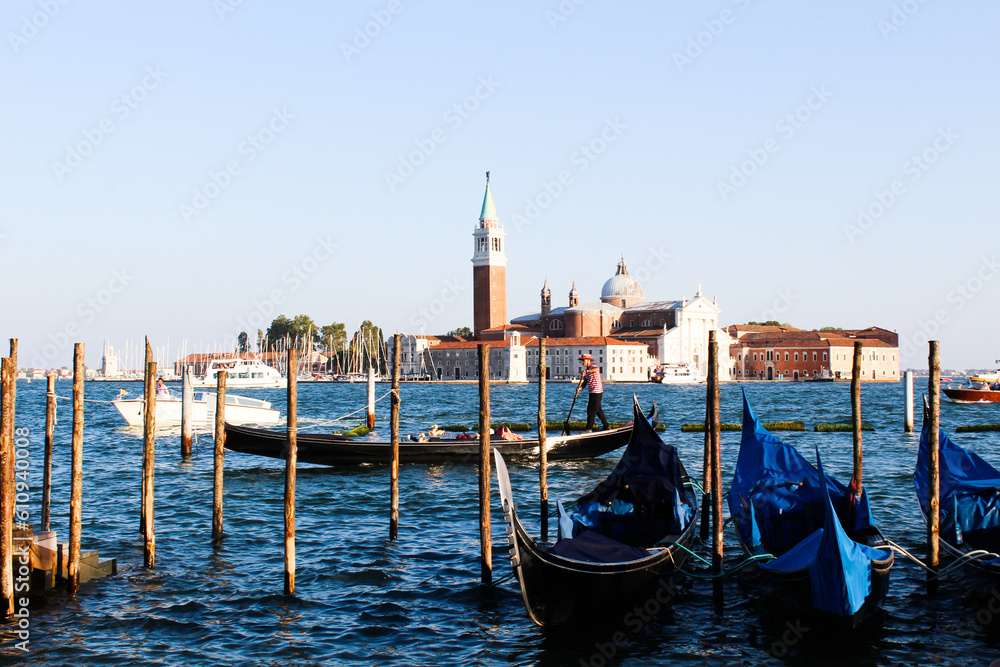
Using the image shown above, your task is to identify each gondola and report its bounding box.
[223,403,657,466]
[494,396,697,627]
[727,389,893,627]
[914,405,1000,581]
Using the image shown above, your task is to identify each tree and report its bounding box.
[817,326,840,332]
[446,326,473,338]
[266,314,318,349]
[321,323,347,351]
[236,331,249,354]
[747,320,790,327]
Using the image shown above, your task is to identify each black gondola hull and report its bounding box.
[505,491,696,627]
[224,421,639,465]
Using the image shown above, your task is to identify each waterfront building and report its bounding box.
[389,331,652,382]
[727,325,900,381]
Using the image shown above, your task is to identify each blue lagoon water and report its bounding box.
[2,379,999,665]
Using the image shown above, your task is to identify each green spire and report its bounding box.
[480,171,497,221]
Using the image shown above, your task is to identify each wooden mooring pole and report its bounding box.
[212,370,227,541]
[904,370,915,433]
[68,343,84,595]
[42,374,55,532]
[140,338,153,534]
[284,350,297,596]
[367,366,376,429]
[927,341,941,582]
[538,339,548,543]
[0,358,15,616]
[708,331,723,576]
[700,402,711,542]
[852,341,863,491]
[389,335,400,541]
[478,344,492,586]
[143,361,156,568]
[181,365,194,457]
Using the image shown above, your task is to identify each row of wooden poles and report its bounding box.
[0,333,949,614]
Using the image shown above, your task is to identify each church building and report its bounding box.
[391,173,724,382]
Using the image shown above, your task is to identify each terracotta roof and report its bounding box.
[480,324,531,332]
[732,335,895,348]
[724,324,803,335]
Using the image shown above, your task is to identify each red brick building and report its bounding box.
[727,326,900,381]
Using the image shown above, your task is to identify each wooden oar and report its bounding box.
[562,385,581,436]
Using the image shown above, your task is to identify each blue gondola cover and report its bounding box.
[914,421,1000,553]
[731,389,888,617]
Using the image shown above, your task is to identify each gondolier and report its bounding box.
[577,354,609,431]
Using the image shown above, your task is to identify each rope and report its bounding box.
[53,394,119,404]
[296,390,394,431]
[866,539,1000,581]
[656,541,776,579]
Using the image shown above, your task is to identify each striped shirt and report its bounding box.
[581,366,603,394]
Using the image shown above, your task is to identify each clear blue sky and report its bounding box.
[2,1,997,371]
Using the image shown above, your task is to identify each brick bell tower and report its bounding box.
[472,171,507,339]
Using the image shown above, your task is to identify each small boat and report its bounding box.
[650,363,704,384]
[914,407,1000,581]
[943,379,1000,404]
[495,397,697,627]
[224,403,656,466]
[194,357,286,389]
[728,389,893,627]
[112,390,280,426]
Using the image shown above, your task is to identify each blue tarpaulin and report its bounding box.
[730,389,888,617]
[761,452,884,616]
[914,421,1000,553]
[728,390,875,553]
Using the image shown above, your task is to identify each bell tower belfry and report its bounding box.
[472,171,507,339]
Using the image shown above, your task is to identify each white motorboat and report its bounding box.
[112,390,281,427]
[651,363,705,384]
[193,357,287,388]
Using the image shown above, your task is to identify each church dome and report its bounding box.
[600,257,644,307]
